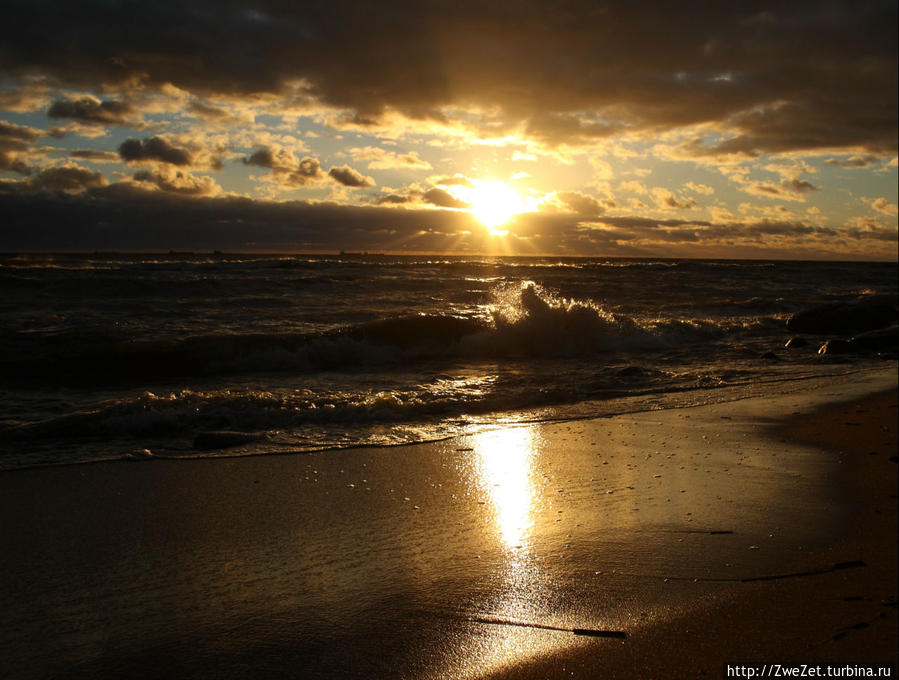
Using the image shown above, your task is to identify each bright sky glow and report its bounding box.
[467,181,526,232]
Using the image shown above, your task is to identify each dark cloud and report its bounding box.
[0,78,52,112]
[243,147,296,171]
[553,191,608,217]
[47,96,137,126]
[377,186,468,208]
[69,149,121,162]
[243,147,324,188]
[0,120,42,147]
[0,184,481,251]
[2,1,893,153]
[377,194,410,205]
[119,136,192,166]
[650,187,699,211]
[525,114,620,146]
[0,186,893,258]
[740,178,818,202]
[783,178,817,193]
[4,163,109,194]
[328,165,375,188]
[188,101,227,119]
[421,188,467,209]
[185,100,249,125]
[0,151,32,175]
[0,121,44,175]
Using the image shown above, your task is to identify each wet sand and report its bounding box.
[1,368,896,679]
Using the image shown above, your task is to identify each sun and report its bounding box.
[468,180,525,234]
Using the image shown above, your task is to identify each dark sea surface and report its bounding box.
[1,253,896,469]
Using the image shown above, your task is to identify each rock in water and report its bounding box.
[787,296,897,335]
[818,326,898,355]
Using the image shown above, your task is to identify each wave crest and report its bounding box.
[477,281,665,356]
[1,281,726,387]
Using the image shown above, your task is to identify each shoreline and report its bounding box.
[2,363,883,473]
[1,368,896,679]
[485,384,898,679]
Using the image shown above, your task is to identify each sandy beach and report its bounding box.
[1,367,896,679]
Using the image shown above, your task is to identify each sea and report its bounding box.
[1,253,896,470]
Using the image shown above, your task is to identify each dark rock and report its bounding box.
[193,430,262,450]
[760,351,780,361]
[784,337,809,349]
[617,365,645,377]
[787,296,897,335]
[818,326,899,355]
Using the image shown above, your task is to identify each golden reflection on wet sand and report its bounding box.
[474,426,537,550]
[438,426,585,679]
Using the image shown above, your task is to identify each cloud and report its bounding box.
[651,187,698,210]
[3,163,109,194]
[0,120,42,147]
[725,169,819,202]
[243,146,325,188]
[0,1,895,155]
[45,122,109,139]
[824,155,880,169]
[871,197,898,216]
[377,185,468,209]
[131,167,221,196]
[685,182,714,195]
[0,185,894,259]
[327,164,375,188]
[618,180,648,195]
[430,174,473,188]
[0,151,32,175]
[545,190,611,217]
[525,114,620,146]
[349,146,432,170]
[0,1,896,261]
[47,95,139,126]
[69,149,121,162]
[421,187,466,208]
[588,157,614,180]
[186,100,254,126]
[119,136,193,166]
[243,147,299,172]
[0,120,45,175]
[0,78,53,112]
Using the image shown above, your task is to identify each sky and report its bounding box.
[1,0,897,259]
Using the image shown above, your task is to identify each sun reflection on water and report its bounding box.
[473,426,537,549]
[435,425,585,680]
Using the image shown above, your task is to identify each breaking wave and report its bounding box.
[1,281,734,386]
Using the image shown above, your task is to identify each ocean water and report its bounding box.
[1,253,896,470]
